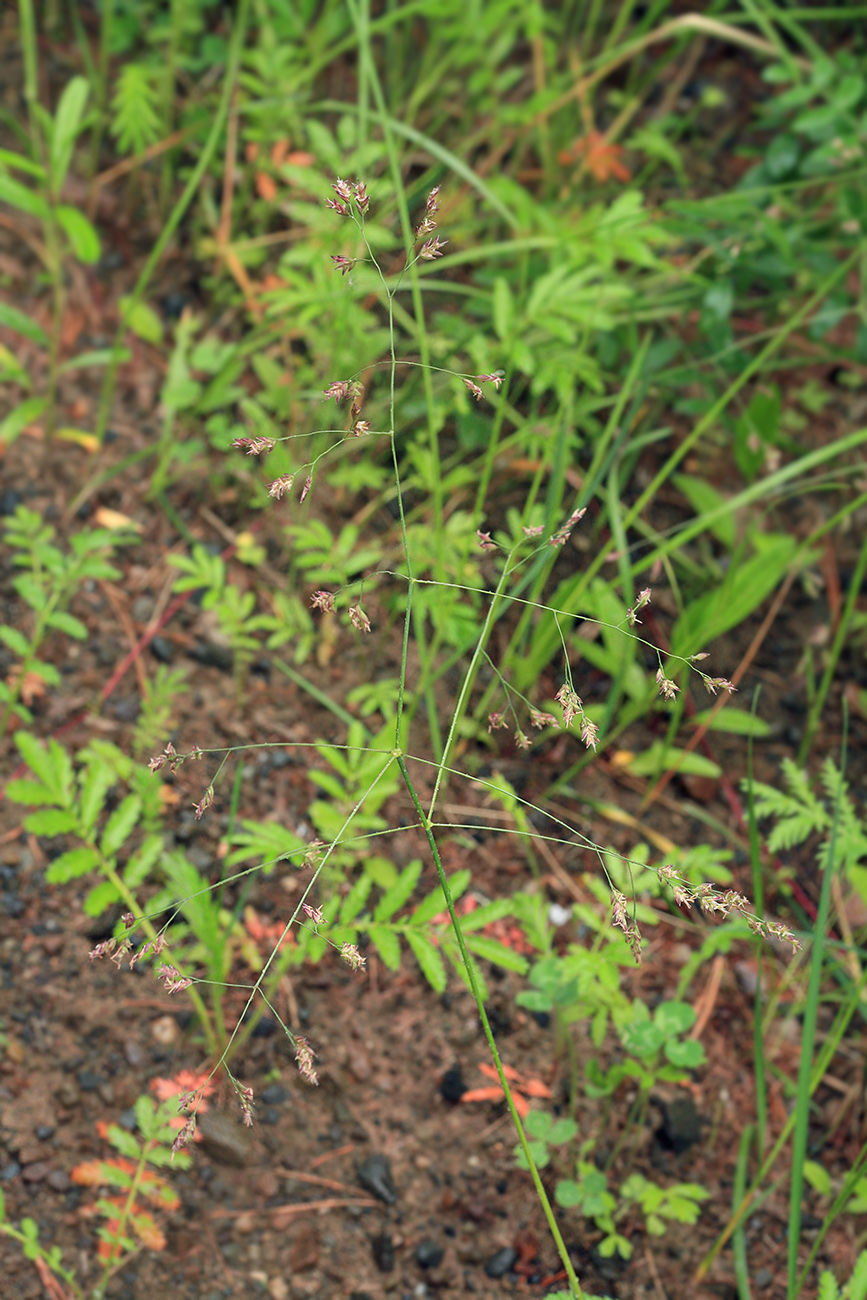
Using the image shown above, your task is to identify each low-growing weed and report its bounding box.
[0,506,135,740]
[0,1087,193,1300]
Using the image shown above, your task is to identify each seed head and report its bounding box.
[156,964,193,995]
[331,255,355,275]
[294,1036,319,1086]
[268,474,294,500]
[704,676,736,696]
[231,436,275,456]
[555,684,581,729]
[349,604,371,633]
[171,1116,196,1160]
[193,785,214,820]
[626,587,652,626]
[341,941,366,972]
[419,236,447,260]
[655,669,680,701]
[311,590,336,613]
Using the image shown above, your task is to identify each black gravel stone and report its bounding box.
[371,1231,395,1272]
[188,640,233,672]
[416,1239,444,1269]
[655,1094,702,1154]
[439,1065,466,1103]
[149,635,174,663]
[356,1154,398,1205]
[484,1247,518,1278]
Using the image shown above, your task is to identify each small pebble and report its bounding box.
[77,1071,103,1092]
[484,1247,518,1278]
[48,1170,71,1193]
[124,1041,146,1068]
[656,1094,702,1154]
[416,1240,444,1269]
[1,1162,21,1181]
[356,1154,398,1205]
[150,635,173,664]
[22,1162,49,1183]
[439,1065,466,1104]
[371,1232,395,1272]
[151,1015,178,1045]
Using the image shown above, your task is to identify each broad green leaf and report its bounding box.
[339,873,374,925]
[226,819,304,868]
[0,397,48,443]
[100,793,142,858]
[622,744,721,780]
[0,626,30,656]
[0,341,30,386]
[672,473,736,549]
[404,928,446,993]
[46,846,100,882]
[56,204,101,263]
[0,173,49,219]
[133,1095,157,1134]
[0,148,45,178]
[692,708,771,737]
[492,276,514,341]
[4,778,56,806]
[457,898,516,931]
[124,835,163,888]
[410,868,472,924]
[120,296,163,345]
[665,1039,705,1068]
[58,347,130,373]
[44,610,88,639]
[0,303,48,347]
[78,760,116,835]
[803,1159,833,1197]
[23,809,78,836]
[363,856,398,889]
[368,924,401,970]
[49,76,90,193]
[548,1117,579,1145]
[555,1179,583,1208]
[464,934,529,974]
[373,860,422,922]
[105,1125,141,1160]
[15,733,73,804]
[654,1001,695,1036]
[524,1110,553,1139]
[672,535,799,657]
[84,879,121,916]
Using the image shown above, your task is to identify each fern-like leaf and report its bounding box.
[110,64,161,157]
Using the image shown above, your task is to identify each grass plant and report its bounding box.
[2,2,866,1297]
